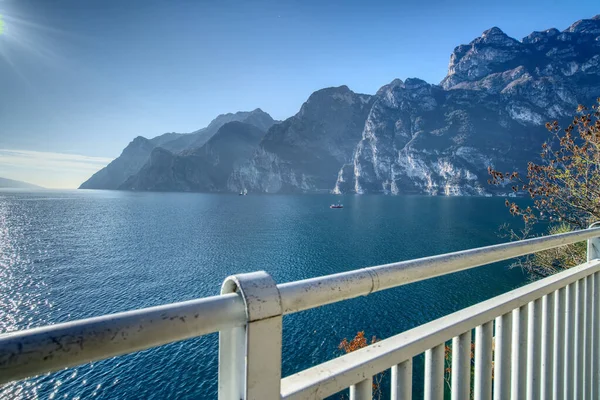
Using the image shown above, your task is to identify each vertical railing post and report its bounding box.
[527,298,542,400]
[474,322,493,400]
[391,359,412,400]
[452,332,472,399]
[565,283,576,400]
[424,344,445,400]
[585,276,593,400]
[575,279,585,399]
[494,313,512,400]
[219,271,283,400]
[587,222,600,262]
[588,223,600,399]
[594,272,600,400]
[553,287,566,400]
[541,293,555,400]
[350,379,372,400]
[512,305,528,400]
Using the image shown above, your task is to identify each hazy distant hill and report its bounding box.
[79,109,277,190]
[0,177,43,189]
[120,121,267,192]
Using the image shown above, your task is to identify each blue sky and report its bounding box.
[0,0,598,188]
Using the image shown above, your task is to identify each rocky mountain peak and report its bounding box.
[373,78,438,112]
[403,78,431,89]
[478,26,518,46]
[299,85,370,118]
[522,28,560,44]
[564,16,600,34]
[441,15,600,91]
[308,85,351,99]
[131,135,149,144]
[476,26,521,47]
[205,110,263,132]
[441,26,526,89]
[376,78,404,96]
[124,136,154,153]
[483,26,503,36]
[239,109,277,132]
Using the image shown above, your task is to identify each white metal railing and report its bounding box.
[1,226,600,399]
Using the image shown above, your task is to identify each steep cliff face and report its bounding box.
[229,86,373,193]
[79,109,276,189]
[119,122,266,192]
[334,80,542,195]
[335,16,600,195]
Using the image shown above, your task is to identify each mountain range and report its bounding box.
[80,15,600,195]
[79,109,276,190]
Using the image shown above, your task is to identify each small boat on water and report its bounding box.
[239,188,248,196]
[330,203,343,209]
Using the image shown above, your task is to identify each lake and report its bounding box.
[0,190,527,399]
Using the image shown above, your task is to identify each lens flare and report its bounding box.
[0,3,84,84]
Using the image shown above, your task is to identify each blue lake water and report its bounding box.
[0,190,527,399]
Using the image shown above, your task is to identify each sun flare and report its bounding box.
[0,3,77,82]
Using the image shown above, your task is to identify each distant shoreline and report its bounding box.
[0,177,44,189]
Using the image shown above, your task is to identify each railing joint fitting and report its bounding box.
[221,271,282,322]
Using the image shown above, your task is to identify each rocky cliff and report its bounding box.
[334,15,600,195]
[229,86,373,193]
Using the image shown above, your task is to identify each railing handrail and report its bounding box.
[280,259,600,399]
[2,226,600,387]
[277,226,600,314]
[0,293,246,383]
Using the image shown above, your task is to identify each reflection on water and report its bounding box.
[0,196,52,398]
